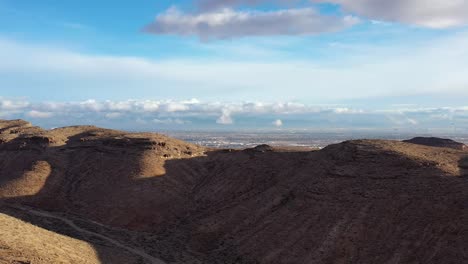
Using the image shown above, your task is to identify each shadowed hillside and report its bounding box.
[1,119,467,264]
[404,137,468,150]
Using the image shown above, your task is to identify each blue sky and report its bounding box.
[1,0,468,131]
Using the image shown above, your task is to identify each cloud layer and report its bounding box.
[144,0,468,39]
[143,7,358,39]
[2,33,468,103]
[213,0,468,29]
[319,0,468,29]
[2,98,468,131]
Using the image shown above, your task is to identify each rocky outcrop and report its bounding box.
[404,137,467,150]
[244,144,274,153]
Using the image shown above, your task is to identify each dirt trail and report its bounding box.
[9,205,166,264]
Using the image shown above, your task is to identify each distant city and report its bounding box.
[163,130,468,149]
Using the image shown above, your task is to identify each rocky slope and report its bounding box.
[0,119,467,264]
[404,137,468,150]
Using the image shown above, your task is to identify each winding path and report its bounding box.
[10,205,166,264]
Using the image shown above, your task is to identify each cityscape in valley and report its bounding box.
[165,130,468,149]
[1,0,468,263]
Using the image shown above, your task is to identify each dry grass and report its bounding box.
[0,211,100,264]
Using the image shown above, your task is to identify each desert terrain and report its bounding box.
[0,119,467,264]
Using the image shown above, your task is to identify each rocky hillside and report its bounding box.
[1,119,467,264]
[404,136,468,150]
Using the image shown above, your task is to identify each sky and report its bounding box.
[1,0,468,131]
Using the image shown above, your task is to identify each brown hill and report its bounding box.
[403,136,468,150]
[1,119,467,264]
[0,209,101,264]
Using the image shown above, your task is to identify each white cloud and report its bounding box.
[0,99,30,111]
[198,0,468,29]
[80,99,104,112]
[139,101,161,112]
[143,7,359,39]
[317,0,468,28]
[217,109,234,124]
[163,101,191,112]
[26,110,54,118]
[273,119,283,127]
[333,108,364,114]
[2,98,468,130]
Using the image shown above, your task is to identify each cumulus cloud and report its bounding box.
[0,99,30,111]
[0,98,363,126]
[145,0,468,40]
[2,98,468,131]
[198,0,468,29]
[273,119,283,127]
[317,0,468,28]
[217,109,234,124]
[143,7,359,39]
